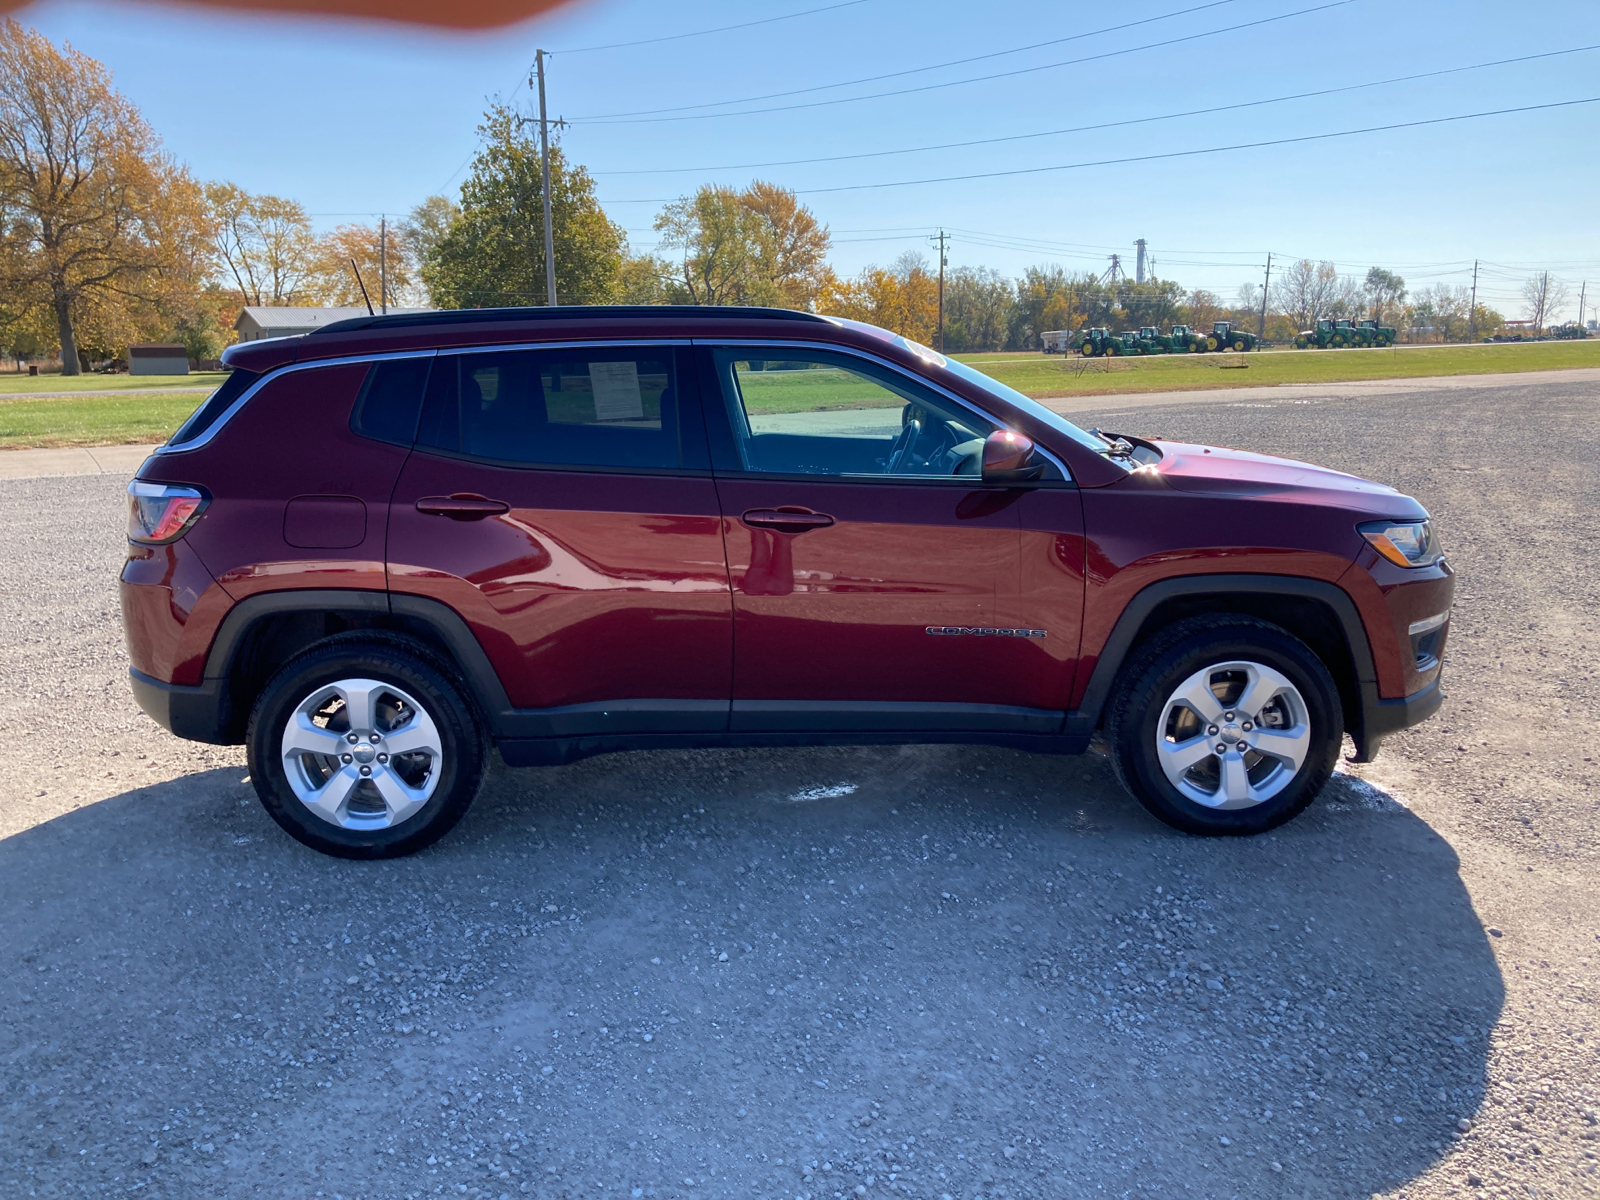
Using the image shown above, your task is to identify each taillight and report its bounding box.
[127,480,208,544]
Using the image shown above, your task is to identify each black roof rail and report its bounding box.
[310,304,832,337]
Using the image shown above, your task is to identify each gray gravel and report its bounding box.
[2,374,1598,1199]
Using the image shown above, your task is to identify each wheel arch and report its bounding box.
[201,590,512,744]
[1070,575,1376,741]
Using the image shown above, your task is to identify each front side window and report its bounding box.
[416,348,681,470]
[711,348,996,479]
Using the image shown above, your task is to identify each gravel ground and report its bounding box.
[1,375,1597,1200]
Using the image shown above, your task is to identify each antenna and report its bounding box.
[350,258,375,316]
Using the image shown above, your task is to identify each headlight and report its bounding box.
[1358,519,1441,568]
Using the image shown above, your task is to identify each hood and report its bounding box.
[1148,440,1428,519]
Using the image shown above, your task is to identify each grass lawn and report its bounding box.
[0,391,203,449]
[957,339,1600,398]
[0,372,224,395]
[0,341,1595,449]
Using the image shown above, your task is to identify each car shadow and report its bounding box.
[0,745,1500,1198]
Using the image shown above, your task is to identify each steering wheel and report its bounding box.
[886,418,923,474]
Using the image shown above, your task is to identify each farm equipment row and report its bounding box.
[1055,321,1260,357]
[1292,318,1396,349]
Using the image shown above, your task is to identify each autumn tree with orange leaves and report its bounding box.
[0,21,210,372]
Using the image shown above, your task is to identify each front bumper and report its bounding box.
[129,667,235,745]
[1349,667,1444,763]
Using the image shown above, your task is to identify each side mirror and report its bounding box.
[981,430,1045,484]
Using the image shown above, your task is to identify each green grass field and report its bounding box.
[0,372,225,396]
[957,339,1600,399]
[0,391,204,450]
[0,342,1595,450]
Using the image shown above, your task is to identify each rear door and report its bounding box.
[699,344,1074,735]
[386,343,732,736]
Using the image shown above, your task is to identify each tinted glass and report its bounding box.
[167,368,260,447]
[417,349,681,470]
[712,349,995,478]
[350,357,432,446]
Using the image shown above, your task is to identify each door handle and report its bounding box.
[741,507,835,534]
[415,493,510,521]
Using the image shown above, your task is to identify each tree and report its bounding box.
[1521,271,1569,334]
[206,183,315,306]
[819,252,939,343]
[399,195,458,272]
[0,21,211,373]
[655,185,774,306]
[1185,289,1223,330]
[305,221,415,308]
[741,181,830,309]
[942,266,1013,352]
[1272,259,1341,331]
[422,103,624,308]
[1363,267,1406,324]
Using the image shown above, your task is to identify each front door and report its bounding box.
[699,345,1071,735]
[386,344,731,737]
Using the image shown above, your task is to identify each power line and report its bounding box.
[572,0,1350,125]
[571,0,1237,121]
[588,44,1600,175]
[556,0,873,54]
[780,95,1600,196]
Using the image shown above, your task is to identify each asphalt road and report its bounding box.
[2,373,1597,1199]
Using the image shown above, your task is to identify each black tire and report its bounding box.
[1104,617,1341,835]
[246,636,487,858]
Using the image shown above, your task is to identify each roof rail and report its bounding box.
[310,304,831,337]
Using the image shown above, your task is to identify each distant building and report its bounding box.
[233,306,430,342]
[128,344,189,375]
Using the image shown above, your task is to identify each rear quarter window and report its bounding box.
[167,368,260,447]
[350,357,433,446]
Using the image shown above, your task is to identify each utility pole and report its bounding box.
[1135,238,1147,285]
[1469,259,1479,340]
[534,50,558,307]
[1258,253,1272,340]
[1579,280,1587,330]
[930,229,949,352]
[379,215,388,314]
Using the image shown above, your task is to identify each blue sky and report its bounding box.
[20,0,1600,319]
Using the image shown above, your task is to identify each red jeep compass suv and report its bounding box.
[120,306,1451,857]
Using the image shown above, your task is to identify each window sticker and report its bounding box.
[588,360,644,422]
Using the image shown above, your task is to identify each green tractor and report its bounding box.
[1076,327,1116,357]
[1206,321,1258,352]
[1131,326,1174,355]
[1294,319,1351,349]
[1356,318,1396,347]
[1167,324,1207,353]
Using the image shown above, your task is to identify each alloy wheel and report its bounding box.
[1154,660,1311,809]
[279,677,443,830]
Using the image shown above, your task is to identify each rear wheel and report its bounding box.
[1205,336,1219,351]
[1080,341,1096,356]
[246,638,486,858]
[1104,618,1341,835]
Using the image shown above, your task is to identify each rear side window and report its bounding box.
[416,348,683,470]
[167,368,260,447]
[350,356,432,446]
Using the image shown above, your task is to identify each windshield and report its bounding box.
[927,348,1113,455]
[818,317,1117,457]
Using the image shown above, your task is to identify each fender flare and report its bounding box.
[1064,573,1377,736]
[201,588,515,734]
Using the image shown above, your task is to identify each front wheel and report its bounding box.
[246,638,487,858]
[1104,618,1342,835]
